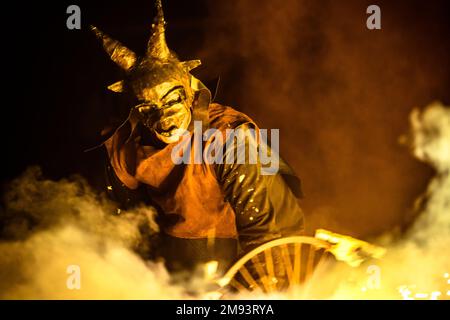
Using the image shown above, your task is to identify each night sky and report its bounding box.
[3,0,450,237]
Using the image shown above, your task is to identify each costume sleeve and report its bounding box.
[104,149,148,211]
[215,124,305,253]
[103,120,149,211]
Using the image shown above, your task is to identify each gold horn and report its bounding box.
[181,60,202,72]
[91,25,137,71]
[147,0,172,60]
[107,80,125,93]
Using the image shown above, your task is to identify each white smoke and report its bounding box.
[0,102,448,300]
[0,167,187,299]
[327,102,450,299]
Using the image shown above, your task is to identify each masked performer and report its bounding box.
[92,0,304,273]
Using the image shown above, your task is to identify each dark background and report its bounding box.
[2,0,449,237]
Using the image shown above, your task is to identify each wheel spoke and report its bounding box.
[251,255,272,293]
[293,243,302,285]
[280,244,294,285]
[229,278,249,293]
[305,244,317,280]
[264,247,276,292]
[238,264,261,291]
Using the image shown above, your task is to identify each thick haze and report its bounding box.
[197,0,449,236]
[0,0,448,299]
[3,0,449,238]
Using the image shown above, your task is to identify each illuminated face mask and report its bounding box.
[132,81,192,144]
[129,60,196,143]
[91,0,202,144]
[134,81,191,143]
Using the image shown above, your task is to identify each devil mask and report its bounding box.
[92,0,208,144]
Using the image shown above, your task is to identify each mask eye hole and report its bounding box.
[163,89,186,108]
[135,103,157,114]
[164,96,182,107]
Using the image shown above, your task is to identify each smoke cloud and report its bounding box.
[200,0,449,237]
[0,0,449,300]
[0,167,186,299]
[309,102,450,299]
[0,101,448,299]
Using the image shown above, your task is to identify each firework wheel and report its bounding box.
[218,237,335,294]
